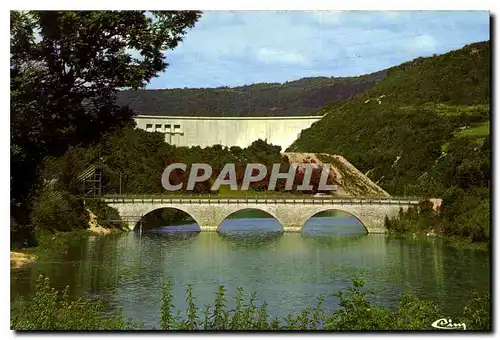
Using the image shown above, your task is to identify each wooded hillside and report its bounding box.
[117,71,387,117]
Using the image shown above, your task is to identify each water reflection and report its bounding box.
[219,217,283,233]
[149,223,201,232]
[218,231,282,250]
[11,216,490,330]
[303,216,367,234]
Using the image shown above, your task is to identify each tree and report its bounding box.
[10,10,202,246]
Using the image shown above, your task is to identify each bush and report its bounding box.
[11,275,139,330]
[30,188,88,233]
[454,199,490,242]
[160,278,489,331]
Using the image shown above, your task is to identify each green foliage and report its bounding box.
[12,277,490,331]
[368,41,489,106]
[453,198,489,242]
[11,276,140,330]
[117,71,387,117]
[456,121,490,138]
[140,208,192,230]
[11,10,201,246]
[288,41,490,196]
[158,278,490,331]
[160,280,176,330]
[64,127,296,195]
[461,292,491,330]
[30,188,88,233]
[386,194,489,243]
[40,146,101,195]
[287,41,490,243]
[20,229,91,261]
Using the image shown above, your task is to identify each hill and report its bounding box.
[288,41,490,196]
[116,71,387,117]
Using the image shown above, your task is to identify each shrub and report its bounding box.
[30,188,88,233]
[11,275,140,330]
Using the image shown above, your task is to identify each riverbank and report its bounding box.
[10,251,36,269]
[387,230,489,252]
[11,225,128,269]
[445,235,489,251]
[384,201,489,252]
[11,205,128,269]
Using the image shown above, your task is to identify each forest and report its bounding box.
[116,71,387,117]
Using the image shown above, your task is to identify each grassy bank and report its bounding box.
[385,226,489,252]
[385,197,489,251]
[11,276,490,331]
[444,235,489,252]
[12,229,94,264]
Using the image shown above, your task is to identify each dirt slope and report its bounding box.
[284,152,391,197]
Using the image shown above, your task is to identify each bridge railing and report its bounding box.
[99,195,423,205]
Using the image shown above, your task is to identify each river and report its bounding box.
[11,213,490,329]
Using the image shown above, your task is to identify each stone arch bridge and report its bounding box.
[101,197,422,233]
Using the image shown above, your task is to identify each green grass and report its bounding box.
[427,103,489,117]
[17,229,93,261]
[440,142,450,153]
[456,121,490,138]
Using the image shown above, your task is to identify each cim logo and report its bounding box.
[431,318,466,330]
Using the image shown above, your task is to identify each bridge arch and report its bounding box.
[133,207,202,231]
[216,208,285,233]
[300,208,369,233]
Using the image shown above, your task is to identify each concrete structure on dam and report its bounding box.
[103,197,421,233]
[134,115,323,149]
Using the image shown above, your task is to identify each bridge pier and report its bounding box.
[199,225,218,232]
[282,225,302,232]
[127,221,135,230]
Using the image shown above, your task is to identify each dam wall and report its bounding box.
[134,115,323,149]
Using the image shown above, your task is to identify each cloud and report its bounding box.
[256,48,309,65]
[406,34,438,52]
[147,10,490,89]
[309,11,344,26]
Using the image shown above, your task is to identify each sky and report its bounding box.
[147,10,490,89]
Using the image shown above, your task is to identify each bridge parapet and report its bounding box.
[101,196,423,206]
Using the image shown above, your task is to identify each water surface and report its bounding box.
[11,216,490,329]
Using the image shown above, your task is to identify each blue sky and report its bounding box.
[147,10,490,89]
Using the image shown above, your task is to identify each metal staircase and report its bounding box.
[77,165,102,196]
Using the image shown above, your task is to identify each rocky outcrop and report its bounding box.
[87,209,116,235]
[283,152,391,197]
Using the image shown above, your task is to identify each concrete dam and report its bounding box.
[134,115,323,149]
